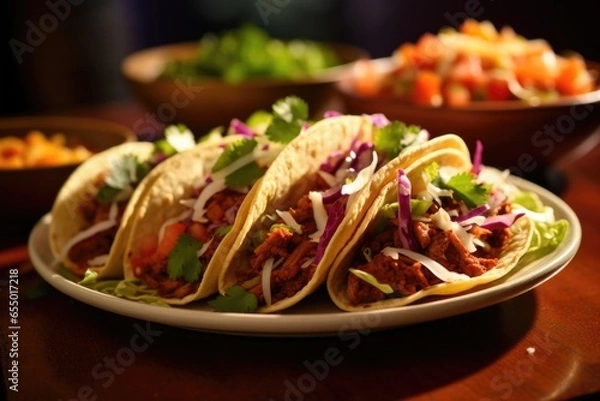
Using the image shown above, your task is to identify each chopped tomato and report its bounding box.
[448,54,485,92]
[206,202,224,223]
[485,78,512,101]
[412,71,442,106]
[515,48,558,90]
[352,60,381,96]
[414,34,443,69]
[443,82,471,107]
[188,222,210,243]
[556,57,594,96]
[156,223,186,259]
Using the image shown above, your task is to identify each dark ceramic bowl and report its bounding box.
[121,41,369,134]
[336,58,600,176]
[0,116,134,221]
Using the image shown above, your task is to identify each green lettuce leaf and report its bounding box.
[78,270,169,307]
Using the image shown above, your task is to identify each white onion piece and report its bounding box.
[275,210,303,234]
[192,178,227,222]
[196,237,214,258]
[341,151,378,195]
[382,247,470,282]
[261,258,275,306]
[308,191,328,242]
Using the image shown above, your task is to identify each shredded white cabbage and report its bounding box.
[192,178,227,222]
[157,210,191,243]
[276,210,302,234]
[382,247,470,282]
[341,151,378,195]
[308,191,327,242]
[196,237,214,258]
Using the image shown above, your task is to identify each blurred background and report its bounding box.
[2,0,600,116]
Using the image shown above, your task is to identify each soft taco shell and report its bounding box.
[50,142,157,278]
[122,136,250,305]
[327,148,534,311]
[217,116,473,313]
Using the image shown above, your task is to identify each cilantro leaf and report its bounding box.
[225,161,264,187]
[212,138,257,173]
[167,234,203,282]
[272,96,308,123]
[265,96,309,144]
[154,124,196,158]
[208,285,258,313]
[441,172,491,208]
[373,121,422,161]
[96,154,150,203]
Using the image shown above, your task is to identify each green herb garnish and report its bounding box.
[208,285,258,313]
[96,154,151,203]
[225,161,264,188]
[265,96,308,144]
[167,234,203,282]
[212,138,257,173]
[373,121,422,161]
[441,172,491,208]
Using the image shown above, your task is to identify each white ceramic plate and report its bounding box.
[29,175,581,337]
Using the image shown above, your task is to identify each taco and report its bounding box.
[122,96,315,304]
[215,115,470,313]
[49,125,198,278]
[326,146,535,311]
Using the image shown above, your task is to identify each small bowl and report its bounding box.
[122,41,369,134]
[0,116,135,221]
[336,58,600,174]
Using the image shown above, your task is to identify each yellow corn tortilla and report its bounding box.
[217,116,475,313]
[326,148,534,311]
[121,135,256,305]
[50,142,158,278]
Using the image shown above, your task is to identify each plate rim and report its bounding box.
[28,175,582,337]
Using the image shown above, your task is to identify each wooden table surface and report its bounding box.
[2,102,599,401]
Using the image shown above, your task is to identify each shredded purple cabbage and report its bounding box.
[472,140,483,176]
[324,110,342,118]
[313,199,346,265]
[481,212,524,230]
[397,169,418,251]
[455,204,490,223]
[229,118,255,137]
[321,185,343,204]
[350,142,374,171]
[320,151,345,173]
[370,113,391,128]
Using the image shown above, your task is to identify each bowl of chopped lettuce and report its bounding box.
[122,24,369,133]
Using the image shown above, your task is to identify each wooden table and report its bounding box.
[2,103,599,401]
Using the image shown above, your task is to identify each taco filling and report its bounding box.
[129,97,311,299]
[346,162,523,305]
[56,126,196,275]
[234,122,429,307]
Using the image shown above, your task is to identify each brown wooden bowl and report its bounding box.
[121,41,369,134]
[0,116,135,221]
[336,58,600,176]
